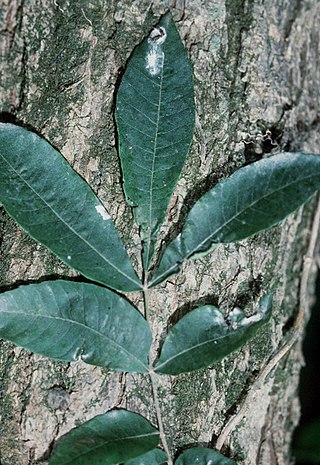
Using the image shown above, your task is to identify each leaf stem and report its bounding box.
[149,369,173,465]
[143,285,173,465]
[143,283,151,320]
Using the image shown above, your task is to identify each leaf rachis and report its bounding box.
[0,10,319,465]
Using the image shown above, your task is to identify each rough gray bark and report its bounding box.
[0,1,319,464]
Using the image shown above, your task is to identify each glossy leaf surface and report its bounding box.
[150,152,320,286]
[155,295,272,375]
[0,281,151,373]
[125,448,168,465]
[49,409,159,465]
[175,448,237,465]
[116,12,195,269]
[0,124,141,292]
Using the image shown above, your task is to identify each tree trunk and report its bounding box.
[0,1,319,464]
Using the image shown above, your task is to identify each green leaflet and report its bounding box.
[0,281,151,373]
[115,12,195,270]
[175,448,237,465]
[154,295,272,375]
[0,123,141,293]
[150,152,320,286]
[125,448,168,465]
[49,409,159,465]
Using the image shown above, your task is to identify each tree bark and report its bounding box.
[0,1,319,464]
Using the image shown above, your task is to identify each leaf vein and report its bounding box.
[0,152,141,289]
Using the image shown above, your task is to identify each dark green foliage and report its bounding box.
[175,448,237,464]
[0,124,141,293]
[0,280,151,373]
[150,152,320,286]
[116,12,195,269]
[124,448,168,465]
[49,409,159,465]
[0,11,319,465]
[155,295,272,375]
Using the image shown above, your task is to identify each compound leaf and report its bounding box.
[125,448,168,465]
[49,409,159,465]
[0,280,151,373]
[154,295,272,375]
[0,123,142,292]
[116,12,195,270]
[150,152,320,286]
[175,448,237,465]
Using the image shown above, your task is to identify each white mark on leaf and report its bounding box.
[228,305,264,330]
[146,26,167,76]
[67,255,71,260]
[239,312,262,327]
[74,345,85,362]
[149,26,167,44]
[95,205,111,221]
[227,307,243,330]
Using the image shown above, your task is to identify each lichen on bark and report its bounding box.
[0,1,319,465]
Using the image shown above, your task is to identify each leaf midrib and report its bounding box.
[155,306,269,372]
[152,167,319,284]
[145,53,165,268]
[58,430,159,465]
[190,169,318,255]
[155,325,235,372]
[1,307,147,370]
[0,150,141,289]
